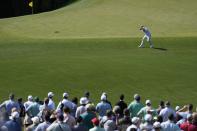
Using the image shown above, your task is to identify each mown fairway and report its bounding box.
[0,37,196,106]
[0,0,197,106]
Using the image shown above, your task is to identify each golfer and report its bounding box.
[139,25,153,48]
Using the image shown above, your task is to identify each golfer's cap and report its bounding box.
[31,116,39,124]
[80,97,88,105]
[11,111,19,119]
[101,94,107,101]
[130,124,137,129]
[134,94,140,100]
[153,122,161,128]
[28,95,33,101]
[132,117,140,124]
[48,92,54,97]
[144,114,152,122]
[91,118,99,125]
[146,100,151,105]
[63,92,69,98]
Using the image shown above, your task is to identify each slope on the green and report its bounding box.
[0,37,197,106]
[0,0,197,39]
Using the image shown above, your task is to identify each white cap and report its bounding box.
[102,92,107,96]
[144,114,152,122]
[153,122,161,128]
[132,117,140,124]
[175,106,180,111]
[48,92,54,97]
[31,116,40,124]
[145,99,151,105]
[10,112,19,119]
[80,97,88,105]
[28,95,33,101]
[101,94,107,101]
[63,92,69,98]
[130,124,137,129]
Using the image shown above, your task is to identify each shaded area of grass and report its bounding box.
[0,37,196,107]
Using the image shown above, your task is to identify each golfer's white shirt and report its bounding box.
[143,27,151,37]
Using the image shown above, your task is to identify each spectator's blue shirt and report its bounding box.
[96,101,112,118]
[0,100,20,115]
[4,120,22,131]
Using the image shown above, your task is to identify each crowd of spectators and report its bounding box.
[0,92,196,131]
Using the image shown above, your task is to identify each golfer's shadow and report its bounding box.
[153,47,167,51]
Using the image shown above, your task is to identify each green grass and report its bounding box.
[0,37,197,107]
[0,0,197,107]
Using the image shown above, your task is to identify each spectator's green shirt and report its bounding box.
[128,100,144,118]
[80,111,97,130]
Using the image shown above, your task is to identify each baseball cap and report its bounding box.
[31,116,40,124]
[91,118,99,125]
[63,92,69,98]
[10,111,19,119]
[145,100,151,105]
[48,92,54,97]
[132,117,140,124]
[80,97,88,105]
[134,94,140,100]
[153,122,161,128]
[28,95,33,101]
[101,94,107,101]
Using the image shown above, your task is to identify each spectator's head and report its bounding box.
[106,110,114,118]
[31,116,40,125]
[72,97,78,105]
[157,115,163,123]
[57,114,64,122]
[86,104,95,112]
[91,117,99,126]
[175,106,180,112]
[80,97,88,105]
[165,101,171,107]
[44,98,49,105]
[9,93,14,100]
[129,125,137,131]
[17,98,22,103]
[132,117,140,125]
[28,95,33,101]
[63,92,69,99]
[188,104,193,112]
[123,108,130,116]
[34,96,39,103]
[187,114,193,123]
[48,92,54,99]
[134,94,140,102]
[113,106,121,115]
[120,94,124,100]
[159,101,164,108]
[76,116,83,124]
[168,114,174,121]
[84,91,90,98]
[153,122,161,131]
[192,113,197,125]
[145,100,151,107]
[43,110,51,122]
[10,111,19,120]
[101,94,107,102]
[63,106,70,114]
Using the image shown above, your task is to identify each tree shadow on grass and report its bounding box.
[153,47,167,51]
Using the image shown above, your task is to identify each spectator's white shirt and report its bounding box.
[75,105,86,118]
[24,101,33,111]
[161,120,181,131]
[159,107,176,122]
[140,122,153,131]
[57,99,73,111]
[48,99,55,110]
